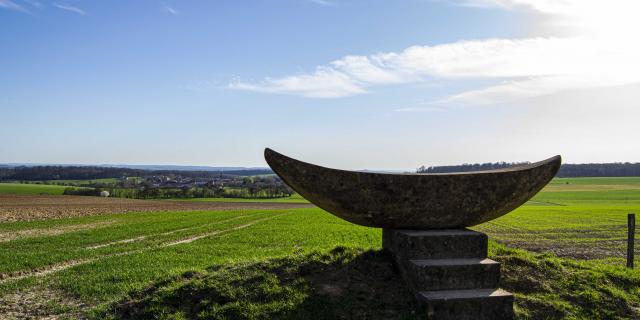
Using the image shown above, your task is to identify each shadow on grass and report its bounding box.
[98,244,640,320]
[102,247,423,320]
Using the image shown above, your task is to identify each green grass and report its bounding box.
[98,247,423,320]
[0,183,69,195]
[537,177,640,203]
[473,177,640,260]
[491,242,640,319]
[92,243,640,320]
[550,176,640,186]
[3,207,638,319]
[175,193,309,203]
[0,208,381,316]
[1,177,640,318]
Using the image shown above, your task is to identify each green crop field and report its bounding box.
[1,177,640,319]
[0,183,69,195]
[474,177,640,261]
[176,193,310,203]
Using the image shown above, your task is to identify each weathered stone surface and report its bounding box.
[383,229,487,260]
[419,288,514,320]
[264,148,561,229]
[384,229,515,319]
[404,258,500,291]
[264,148,522,318]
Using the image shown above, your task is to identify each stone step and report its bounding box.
[419,288,514,320]
[404,258,500,291]
[382,229,487,260]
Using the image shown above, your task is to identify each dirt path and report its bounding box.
[0,194,312,222]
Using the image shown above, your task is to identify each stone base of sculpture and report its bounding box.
[383,229,514,320]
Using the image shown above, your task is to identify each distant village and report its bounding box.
[71,174,293,199]
[0,166,292,199]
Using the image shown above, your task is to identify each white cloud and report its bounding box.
[395,106,445,113]
[453,0,575,13]
[229,68,367,98]
[54,3,86,15]
[0,0,27,12]
[231,1,640,105]
[308,0,333,6]
[163,4,178,15]
[28,1,42,8]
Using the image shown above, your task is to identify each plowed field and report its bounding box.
[0,194,313,222]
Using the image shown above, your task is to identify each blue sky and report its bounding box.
[1,0,639,169]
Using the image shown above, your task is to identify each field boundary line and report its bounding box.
[0,212,290,284]
[525,200,566,206]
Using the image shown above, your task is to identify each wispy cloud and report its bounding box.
[308,0,334,6]
[54,2,86,15]
[232,37,634,101]
[229,68,368,98]
[231,1,640,105]
[182,80,223,92]
[163,4,178,15]
[23,0,43,9]
[0,0,27,12]
[395,106,446,113]
[453,0,583,15]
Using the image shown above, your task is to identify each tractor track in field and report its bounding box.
[160,215,279,247]
[0,213,289,284]
[85,213,262,249]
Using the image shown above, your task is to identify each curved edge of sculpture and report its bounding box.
[265,148,561,229]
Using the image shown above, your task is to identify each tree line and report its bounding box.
[0,166,273,181]
[417,162,640,177]
[5,162,640,182]
[63,185,293,200]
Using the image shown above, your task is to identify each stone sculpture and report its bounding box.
[264,148,561,319]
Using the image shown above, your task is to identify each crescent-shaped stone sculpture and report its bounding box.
[265,148,561,229]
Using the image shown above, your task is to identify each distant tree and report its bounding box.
[417,162,640,177]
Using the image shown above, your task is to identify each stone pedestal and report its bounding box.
[383,229,514,320]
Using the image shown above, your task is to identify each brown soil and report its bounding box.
[0,287,86,320]
[498,240,631,260]
[0,194,313,223]
[0,221,116,243]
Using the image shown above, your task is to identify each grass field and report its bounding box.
[0,183,69,195]
[176,193,310,203]
[0,208,382,318]
[0,177,639,319]
[475,177,640,260]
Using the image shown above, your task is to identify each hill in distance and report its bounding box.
[0,163,268,172]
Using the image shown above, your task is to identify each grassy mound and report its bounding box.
[98,247,422,320]
[98,244,640,320]
[491,244,640,319]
